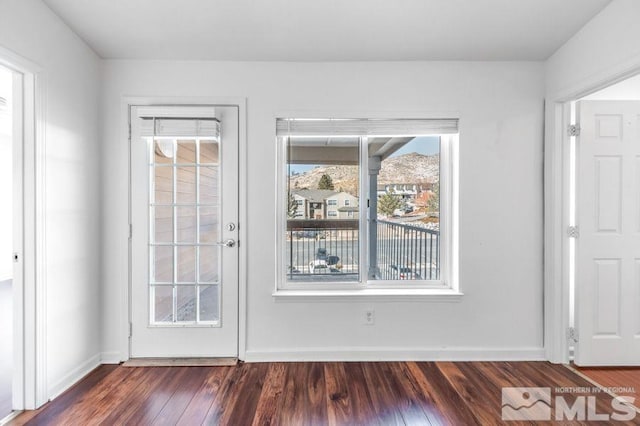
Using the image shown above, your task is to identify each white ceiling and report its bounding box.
[42,0,611,61]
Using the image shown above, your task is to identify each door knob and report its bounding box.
[216,239,236,248]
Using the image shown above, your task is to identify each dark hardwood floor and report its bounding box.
[575,365,640,406]
[8,361,640,425]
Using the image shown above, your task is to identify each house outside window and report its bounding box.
[277,117,458,293]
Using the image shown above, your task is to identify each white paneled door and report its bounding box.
[130,105,239,358]
[575,100,640,366]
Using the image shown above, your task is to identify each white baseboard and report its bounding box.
[100,351,124,364]
[0,409,22,425]
[244,347,546,362]
[47,353,101,400]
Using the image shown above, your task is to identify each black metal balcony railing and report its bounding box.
[376,219,440,280]
[286,219,439,281]
[286,220,360,281]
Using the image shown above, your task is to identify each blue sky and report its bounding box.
[288,136,440,175]
[389,136,440,157]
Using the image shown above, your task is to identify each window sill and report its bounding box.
[272,288,464,302]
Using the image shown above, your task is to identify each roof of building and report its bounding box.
[326,191,358,199]
[292,189,338,202]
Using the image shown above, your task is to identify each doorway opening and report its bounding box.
[0,62,13,420]
[128,104,240,359]
[0,63,19,420]
[566,72,640,366]
[0,47,48,414]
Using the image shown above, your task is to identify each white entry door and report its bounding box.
[575,100,640,366]
[130,105,239,358]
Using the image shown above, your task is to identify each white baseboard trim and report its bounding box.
[244,347,546,362]
[0,410,22,425]
[47,353,101,400]
[100,351,124,364]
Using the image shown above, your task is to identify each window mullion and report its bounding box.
[195,138,201,323]
[360,136,368,286]
[172,138,177,322]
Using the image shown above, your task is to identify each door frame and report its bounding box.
[545,63,640,364]
[122,96,247,361]
[0,46,48,409]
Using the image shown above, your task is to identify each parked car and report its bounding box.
[287,265,300,274]
[309,260,340,274]
[390,265,415,279]
[294,230,318,239]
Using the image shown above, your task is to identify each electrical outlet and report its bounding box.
[364,309,375,325]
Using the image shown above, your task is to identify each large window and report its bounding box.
[277,118,457,290]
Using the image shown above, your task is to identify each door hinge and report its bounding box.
[568,327,578,343]
[128,123,132,141]
[567,226,579,239]
[568,124,580,137]
[129,224,132,240]
[129,322,132,338]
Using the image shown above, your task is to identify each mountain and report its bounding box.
[377,152,439,183]
[289,152,439,196]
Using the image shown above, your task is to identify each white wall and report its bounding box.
[0,67,12,282]
[0,0,102,397]
[546,0,640,98]
[102,60,545,360]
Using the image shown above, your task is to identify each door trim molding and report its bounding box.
[545,61,640,364]
[0,45,48,409]
[122,96,247,361]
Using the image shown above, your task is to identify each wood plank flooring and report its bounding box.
[575,365,640,405]
[8,361,640,425]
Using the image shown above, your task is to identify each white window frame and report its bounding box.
[327,199,337,206]
[274,121,460,300]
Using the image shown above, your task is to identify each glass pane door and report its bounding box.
[131,105,238,358]
[149,138,220,325]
